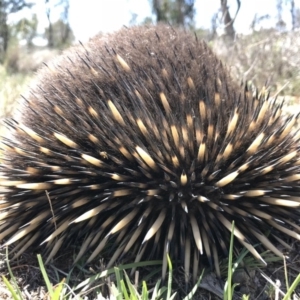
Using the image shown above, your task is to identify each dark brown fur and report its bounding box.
[1,25,300,282]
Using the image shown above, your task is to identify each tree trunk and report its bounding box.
[220,0,235,39]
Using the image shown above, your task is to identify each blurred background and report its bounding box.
[1,0,300,119]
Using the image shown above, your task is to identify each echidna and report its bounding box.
[1,24,300,282]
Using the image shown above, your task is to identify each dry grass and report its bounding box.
[0,66,33,139]
[211,29,300,98]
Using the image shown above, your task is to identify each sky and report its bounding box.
[10,0,295,43]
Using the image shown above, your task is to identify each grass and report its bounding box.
[0,66,32,119]
[0,66,33,142]
[2,224,300,299]
[2,252,203,299]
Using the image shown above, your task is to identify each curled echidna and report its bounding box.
[1,24,300,282]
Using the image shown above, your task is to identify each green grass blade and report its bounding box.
[2,275,21,300]
[283,256,289,292]
[141,281,148,300]
[283,273,300,300]
[150,279,161,300]
[37,254,54,297]
[124,270,139,300]
[52,278,65,300]
[74,260,161,291]
[5,247,23,299]
[182,269,205,300]
[224,221,235,300]
[121,279,130,300]
[166,255,173,300]
[114,267,123,300]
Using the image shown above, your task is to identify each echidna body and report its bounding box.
[1,25,300,281]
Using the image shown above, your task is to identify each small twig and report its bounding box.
[46,190,57,231]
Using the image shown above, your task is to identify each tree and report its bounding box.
[45,0,72,48]
[0,0,33,62]
[44,19,74,48]
[276,0,286,30]
[287,0,300,30]
[249,13,270,32]
[290,0,296,30]
[210,0,240,40]
[13,14,38,47]
[152,0,195,27]
[59,0,71,45]
[219,0,240,40]
[45,0,54,47]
